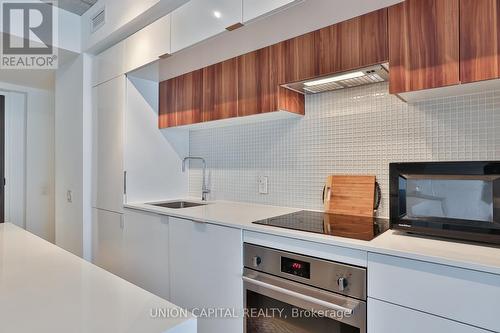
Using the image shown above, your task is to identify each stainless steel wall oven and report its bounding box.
[243,243,367,333]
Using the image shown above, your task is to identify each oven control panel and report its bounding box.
[244,243,367,300]
[281,256,311,279]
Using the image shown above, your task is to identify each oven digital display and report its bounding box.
[281,257,310,279]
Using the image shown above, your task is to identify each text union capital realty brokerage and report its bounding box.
[150,307,352,320]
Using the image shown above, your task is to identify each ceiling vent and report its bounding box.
[91,7,105,33]
[282,63,389,94]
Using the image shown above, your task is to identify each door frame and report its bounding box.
[0,94,4,222]
[0,89,27,228]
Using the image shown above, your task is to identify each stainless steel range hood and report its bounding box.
[282,63,389,94]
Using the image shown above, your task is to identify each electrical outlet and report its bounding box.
[258,176,268,194]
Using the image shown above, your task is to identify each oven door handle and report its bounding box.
[243,276,354,315]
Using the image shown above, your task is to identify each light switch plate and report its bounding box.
[258,176,268,194]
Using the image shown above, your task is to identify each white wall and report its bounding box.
[55,54,93,257]
[0,81,55,242]
[26,89,55,241]
[124,76,189,203]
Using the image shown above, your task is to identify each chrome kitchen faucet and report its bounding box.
[182,157,210,201]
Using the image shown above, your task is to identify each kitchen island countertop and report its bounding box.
[0,223,196,333]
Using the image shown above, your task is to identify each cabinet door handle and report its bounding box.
[123,171,127,195]
[189,219,206,224]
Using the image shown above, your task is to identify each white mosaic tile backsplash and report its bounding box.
[188,82,500,217]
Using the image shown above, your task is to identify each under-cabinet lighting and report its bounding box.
[213,10,222,19]
[304,71,365,86]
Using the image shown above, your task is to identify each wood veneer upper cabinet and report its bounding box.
[238,44,284,116]
[159,79,176,128]
[238,43,304,116]
[176,70,202,126]
[359,9,389,67]
[388,0,460,94]
[267,43,306,115]
[238,50,260,116]
[159,70,202,128]
[202,58,238,121]
[283,32,319,83]
[460,0,500,83]
[318,9,388,76]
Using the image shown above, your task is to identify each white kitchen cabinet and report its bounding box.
[124,14,172,73]
[171,0,243,53]
[91,208,124,277]
[368,298,488,333]
[92,41,126,86]
[243,0,299,22]
[169,217,243,333]
[122,209,170,300]
[92,76,125,213]
[368,253,500,332]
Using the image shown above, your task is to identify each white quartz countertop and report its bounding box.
[0,223,196,333]
[126,199,500,276]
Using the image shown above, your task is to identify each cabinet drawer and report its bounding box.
[368,253,500,332]
[368,298,488,333]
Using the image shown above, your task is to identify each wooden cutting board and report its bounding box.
[323,175,376,217]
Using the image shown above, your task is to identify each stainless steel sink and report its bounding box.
[148,201,207,209]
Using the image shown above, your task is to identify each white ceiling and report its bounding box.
[43,0,97,15]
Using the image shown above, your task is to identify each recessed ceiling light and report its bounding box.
[304,71,365,87]
[213,10,222,19]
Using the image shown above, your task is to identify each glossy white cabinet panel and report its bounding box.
[124,14,172,73]
[169,217,244,333]
[122,209,170,300]
[368,253,500,332]
[91,208,124,277]
[243,0,299,22]
[92,76,125,213]
[92,41,126,86]
[368,298,488,333]
[171,0,243,53]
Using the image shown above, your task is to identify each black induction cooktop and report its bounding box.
[253,210,390,241]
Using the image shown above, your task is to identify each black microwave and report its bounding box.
[390,161,500,244]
